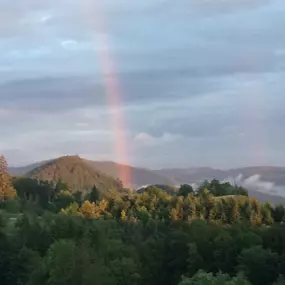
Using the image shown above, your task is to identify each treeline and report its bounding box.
[1,155,285,285]
[9,177,285,226]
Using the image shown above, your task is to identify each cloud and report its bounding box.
[133,133,155,145]
[1,0,285,168]
[40,14,53,23]
[0,105,117,165]
[226,174,285,197]
[134,132,182,147]
[60,39,78,49]
[2,72,285,169]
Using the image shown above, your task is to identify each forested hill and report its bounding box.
[26,155,121,193]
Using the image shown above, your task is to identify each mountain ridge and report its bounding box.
[84,159,174,188]
[8,156,285,204]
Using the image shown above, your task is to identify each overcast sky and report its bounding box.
[1,0,285,169]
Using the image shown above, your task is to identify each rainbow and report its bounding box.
[242,83,267,166]
[81,3,132,188]
[237,52,267,166]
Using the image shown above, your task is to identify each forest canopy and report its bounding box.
[1,155,285,285]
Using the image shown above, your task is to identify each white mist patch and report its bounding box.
[136,185,149,191]
[225,174,285,197]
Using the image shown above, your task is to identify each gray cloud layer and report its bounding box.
[1,0,285,168]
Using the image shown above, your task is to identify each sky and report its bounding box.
[1,0,285,169]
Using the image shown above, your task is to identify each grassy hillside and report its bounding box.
[26,156,120,194]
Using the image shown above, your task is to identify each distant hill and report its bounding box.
[9,161,49,176]
[84,160,174,188]
[246,188,285,205]
[8,157,285,204]
[154,167,227,185]
[155,166,285,188]
[227,166,285,186]
[26,156,120,195]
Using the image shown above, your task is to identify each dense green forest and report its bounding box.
[1,155,285,285]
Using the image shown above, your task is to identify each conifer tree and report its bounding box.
[0,155,17,202]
